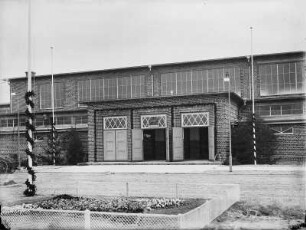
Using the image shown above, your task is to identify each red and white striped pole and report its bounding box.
[250,26,257,165]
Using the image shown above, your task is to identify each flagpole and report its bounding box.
[27,0,32,178]
[51,46,55,165]
[250,26,257,165]
[24,0,36,196]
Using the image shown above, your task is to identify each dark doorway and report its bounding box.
[184,127,208,160]
[143,129,166,161]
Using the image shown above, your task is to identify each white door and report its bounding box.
[208,126,215,160]
[172,127,184,161]
[103,131,116,161]
[132,129,143,161]
[166,128,170,161]
[116,130,128,161]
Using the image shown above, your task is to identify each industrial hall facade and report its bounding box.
[0,51,305,164]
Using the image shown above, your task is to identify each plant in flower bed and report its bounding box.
[21,194,202,214]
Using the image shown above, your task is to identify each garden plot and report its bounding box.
[1,183,240,229]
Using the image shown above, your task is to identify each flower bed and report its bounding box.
[20,194,206,215]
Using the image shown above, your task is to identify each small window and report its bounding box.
[141,115,167,129]
[75,115,87,125]
[19,118,26,126]
[0,119,7,127]
[35,117,44,126]
[181,112,209,127]
[7,118,14,127]
[56,116,71,125]
[104,116,127,130]
[271,126,293,135]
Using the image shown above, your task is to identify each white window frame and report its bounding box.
[141,114,167,129]
[271,127,294,135]
[181,112,209,127]
[103,116,127,130]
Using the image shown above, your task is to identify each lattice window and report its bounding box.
[141,115,167,129]
[271,127,293,135]
[181,112,209,127]
[103,116,127,130]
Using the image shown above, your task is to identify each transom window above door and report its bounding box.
[141,114,167,129]
[103,116,127,130]
[181,112,209,127]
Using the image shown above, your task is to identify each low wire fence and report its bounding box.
[2,207,181,230]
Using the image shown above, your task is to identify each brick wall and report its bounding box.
[238,102,306,164]
[270,123,306,164]
[0,129,88,165]
[5,51,305,165]
[87,93,239,162]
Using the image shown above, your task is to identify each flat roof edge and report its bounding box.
[8,50,305,81]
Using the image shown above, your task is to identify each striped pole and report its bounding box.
[52,121,56,165]
[250,26,257,165]
[24,0,36,196]
[51,47,56,165]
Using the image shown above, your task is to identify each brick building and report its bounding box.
[0,51,305,164]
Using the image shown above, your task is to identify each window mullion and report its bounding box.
[295,63,297,92]
[280,105,282,116]
[276,64,279,94]
[131,76,133,98]
[116,78,119,99]
[175,73,178,95]
[269,106,271,116]
[89,80,92,101]
[206,70,209,93]
[151,74,154,96]
[102,79,104,100]
[190,71,193,94]
[223,68,225,91]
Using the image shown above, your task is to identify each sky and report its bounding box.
[0,0,305,104]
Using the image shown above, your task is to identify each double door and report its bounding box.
[172,127,215,161]
[104,130,128,161]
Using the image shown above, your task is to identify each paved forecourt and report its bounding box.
[1,164,305,208]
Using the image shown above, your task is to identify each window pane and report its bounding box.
[40,84,51,108]
[258,105,270,116]
[186,71,192,94]
[54,83,64,108]
[207,69,214,93]
[35,117,44,126]
[118,77,131,99]
[0,119,7,127]
[104,78,117,100]
[91,79,103,101]
[217,69,224,92]
[8,119,14,127]
[132,75,145,98]
[20,117,26,126]
[271,105,281,115]
[234,67,241,95]
[296,62,304,92]
[56,117,64,125]
[78,80,91,101]
[260,62,303,96]
[161,73,176,96]
[177,72,186,95]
